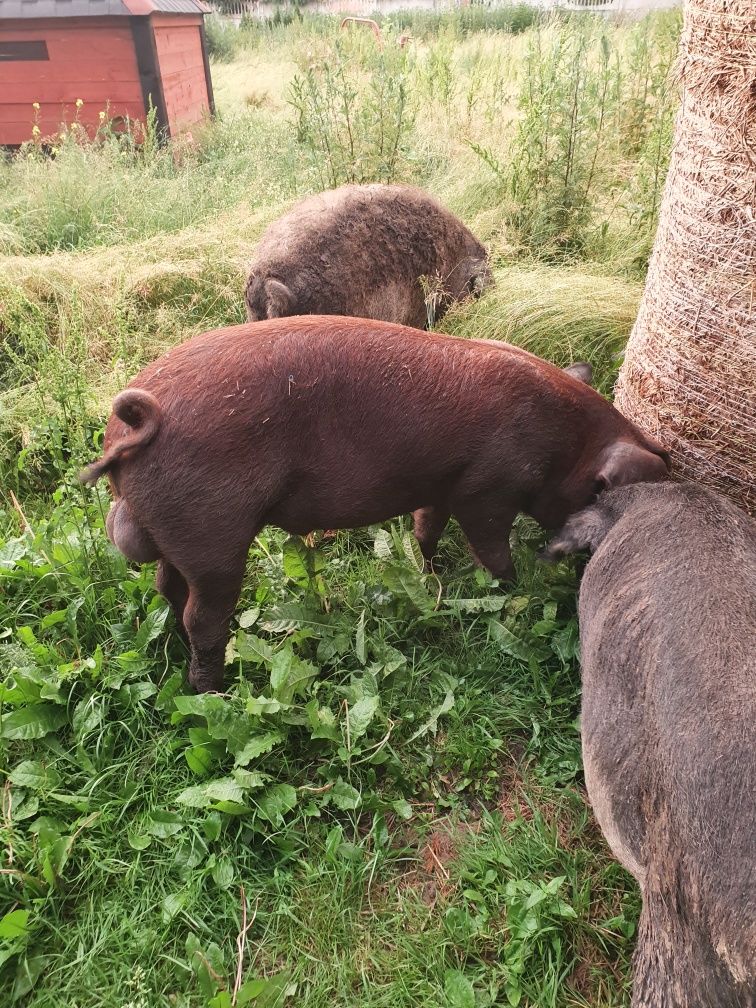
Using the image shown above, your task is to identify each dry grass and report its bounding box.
[438,264,643,392]
[212,54,299,114]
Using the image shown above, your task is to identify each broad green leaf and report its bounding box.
[488,620,533,663]
[373,528,394,560]
[40,834,74,886]
[206,778,246,804]
[375,643,407,674]
[401,531,425,573]
[146,810,184,838]
[12,796,38,822]
[255,784,297,824]
[11,952,49,1001]
[236,979,267,1005]
[330,778,361,811]
[391,798,413,820]
[162,891,187,923]
[235,631,274,664]
[345,694,379,741]
[0,910,29,940]
[203,813,222,842]
[269,650,317,705]
[211,857,235,890]
[238,608,260,629]
[184,745,216,777]
[306,702,340,742]
[209,994,232,1008]
[0,538,27,570]
[241,971,296,1006]
[444,970,475,1008]
[282,536,310,583]
[39,610,66,630]
[72,697,104,738]
[233,731,283,766]
[407,689,455,743]
[8,760,60,791]
[134,606,169,650]
[0,705,67,740]
[382,563,434,613]
[174,694,228,719]
[154,671,184,712]
[231,769,270,790]
[176,785,212,809]
[246,696,284,716]
[204,708,253,752]
[177,778,249,807]
[269,648,295,694]
[127,833,152,851]
[259,602,331,634]
[444,596,505,613]
[117,681,157,705]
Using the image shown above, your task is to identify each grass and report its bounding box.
[0,7,679,1006]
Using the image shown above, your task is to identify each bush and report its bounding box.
[204,14,241,61]
[289,36,416,187]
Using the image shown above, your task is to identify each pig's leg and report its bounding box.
[155,560,189,641]
[413,505,451,569]
[453,501,516,582]
[182,563,247,693]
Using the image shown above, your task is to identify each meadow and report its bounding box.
[0,7,681,1006]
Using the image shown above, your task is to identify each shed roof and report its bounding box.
[1,0,210,17]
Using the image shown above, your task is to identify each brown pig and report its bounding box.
[81,316,670,692]
[545,482,756,1008]
[244,184,492,328]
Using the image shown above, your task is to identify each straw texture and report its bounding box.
[614,0,756,514]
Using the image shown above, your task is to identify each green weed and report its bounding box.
[289,36,416,187]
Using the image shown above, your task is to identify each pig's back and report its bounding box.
[107,317,601,519]
[579,483,756,968]
[250,185,484,322]
[128,316,589,438]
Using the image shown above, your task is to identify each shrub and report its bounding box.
[289,36,416,187]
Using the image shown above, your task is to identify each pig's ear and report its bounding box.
[562,362,593,386]
[595,442,670,492]
[264,279,295,318]
[541,506,613,562]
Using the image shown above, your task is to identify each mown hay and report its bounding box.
[614,0,756,513]
[438,264,642,392]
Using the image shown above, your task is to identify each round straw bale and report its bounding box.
[615,0,756,514]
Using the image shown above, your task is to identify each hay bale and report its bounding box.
[614,0,756,514]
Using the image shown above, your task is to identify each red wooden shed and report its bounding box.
[0,0,215,145]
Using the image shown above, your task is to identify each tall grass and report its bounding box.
[464,11,680,262]
[0,110,305,255]
[290,34,415,187]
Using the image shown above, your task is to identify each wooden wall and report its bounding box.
[0,17,145,145]
[152,15,211,135]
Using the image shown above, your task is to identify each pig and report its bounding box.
[544,481,756,1008]
[413,354,593,565]
[244,184,492,329]
[81,316,670,693]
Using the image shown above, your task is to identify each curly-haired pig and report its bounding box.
[81,316,670,692]
[545,482,756,1008]
[244,184,492,329]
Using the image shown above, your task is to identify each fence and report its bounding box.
[206,0,679,21]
